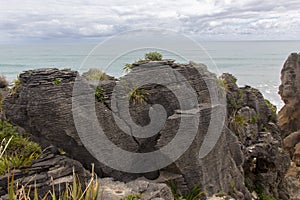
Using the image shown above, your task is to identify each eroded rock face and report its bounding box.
[278,53,300,200]
[278,53,300,136]
[222,73,290,199]
[3,63,251,199]
[0,146,90,199]
[98,178,174,200]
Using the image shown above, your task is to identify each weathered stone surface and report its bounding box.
[0,146,90,199]
[3,63,251,199]
[283,130,300,157]
[278,53,300,199]
[98,178,173,200]
[223,73,290,199]
[285,169,300,200]
[278,53,300,136]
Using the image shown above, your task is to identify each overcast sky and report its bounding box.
[1,0,300,43]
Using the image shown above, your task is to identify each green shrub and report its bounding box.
[6,164,99,200]
[0,75,8,88]
[227,97,241,110]
[0,120,41,175]
[83,68,112,81]
[12,77,22,94]
[168,180,205,200]
[123,63,133,73]
[128,87,149,104]
[52,78,62,85]
[145,51,163,61]
[291,52,298,56]
[95,86,105,102]
[265,99,277,117]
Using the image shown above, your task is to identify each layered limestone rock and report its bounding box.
[222,73,290,199]
[0,146,90,199]
[278,52,300,136]
[278,52,300,200]
[3,62,251,199]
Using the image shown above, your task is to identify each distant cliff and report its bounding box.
[278,52,300,199]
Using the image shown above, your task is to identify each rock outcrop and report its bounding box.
[98,178,174,200]
[0,146,90,199]
[278,52,300,136]
[278,52,300,200]
[222,73,290,199]
[3,62,251,199]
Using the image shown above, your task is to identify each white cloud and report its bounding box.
[0,0,299,42]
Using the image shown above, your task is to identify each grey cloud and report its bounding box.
[0,0,299,42]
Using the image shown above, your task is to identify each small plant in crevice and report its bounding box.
[52,78,62,85]
[291,52,298,56]
[0,120,42,175]
[12,77,23,94]
[168,180,206,200]
[145,51,163,61]
[95,86,105,103]
[128,87,149,104]
[123,63,133,73]
[254,183,277,200]
[232,113,246,128]
[265,99,277,118]
[83,68,114,81]
[227,96,242,110]
[248,113,260,123]
[216,78,229,94]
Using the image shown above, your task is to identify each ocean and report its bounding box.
[0,40,299,110]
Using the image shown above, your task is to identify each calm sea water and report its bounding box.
[0,41,299,110]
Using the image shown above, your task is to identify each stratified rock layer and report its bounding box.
[0,146,90,199]
[278,52,300,200]
[222,73,290,200]
[3,62,251,199]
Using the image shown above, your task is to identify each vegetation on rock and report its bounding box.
[95,86,105,102]
[52,77,62,85]
[83,68,113,81]
[6,165,99,200]
[168,181,205,200]
[128,86,149,104]
[145,51,163,61]
[123,63,133,73]
[0,120,42,175]
[0,75,8,88]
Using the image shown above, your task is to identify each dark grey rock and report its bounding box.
[3,63,251,199]
[0,146,90,199]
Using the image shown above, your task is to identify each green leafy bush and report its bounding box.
[168,181,205,200]
[12,77,22,94]
[83,68,112,81]
[95,86,105,102]
[291,52,298,56]
[128,87,149,104]
[265,99,277,117]
[52,78,62,85]
[123,63,133,73]
[0,120,42,175]
[145,51,163,61]
[0,75,8,88]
